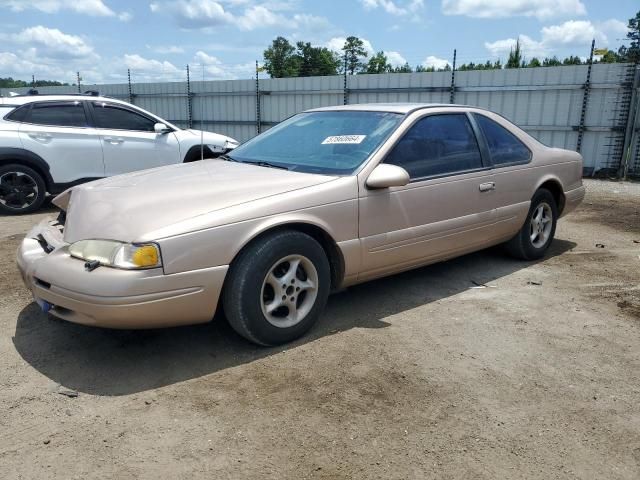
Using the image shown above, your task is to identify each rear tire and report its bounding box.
[0,164,46,215]
[222,230,330,346]
[505,188,557,260]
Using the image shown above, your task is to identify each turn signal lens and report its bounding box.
[131,245,159,267]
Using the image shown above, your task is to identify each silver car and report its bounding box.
[17,103,585,345]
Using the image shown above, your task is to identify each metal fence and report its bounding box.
[2,62,639,177]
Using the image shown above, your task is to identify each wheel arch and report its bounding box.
[0,148,53,190]
[183,145,216,162]
[534,176,565,216]
[229,220,346,291]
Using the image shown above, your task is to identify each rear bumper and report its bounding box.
[561,185,586,217]
[17,220,228,329]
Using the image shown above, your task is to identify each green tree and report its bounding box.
[542,56,562,67]
[263,36,298,78]
[527,57,541,68]
[342,36,368,74]
[506,39,523,68]
[294,42,340,76]
[364,51,392,74]
[562,55,582,65]
[598,50,621,63]
[625,10,640,63]
[392,62,413,73]
[0,77,69,88]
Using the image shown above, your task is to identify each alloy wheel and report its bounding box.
[260,254,319,328]
[0,171,39,210]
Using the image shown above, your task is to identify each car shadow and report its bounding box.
[12,240,575,396]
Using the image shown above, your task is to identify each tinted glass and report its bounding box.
[474,114,530,165]
[385,114,483,179]
[2,105,24,121]
[92,103,156,131]
[229,111,403,175]
[28,102,87,127]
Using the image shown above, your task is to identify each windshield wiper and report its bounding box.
[218,153,239,162]
[242,160,290,170]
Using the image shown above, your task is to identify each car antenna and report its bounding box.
[200,64,205,161]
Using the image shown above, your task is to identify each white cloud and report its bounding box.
[485,19,616,60]
[422,55,450,70]
[150,0,331,31]
[597,19,628,43]
[442,0,587,20]
[0,51,78,83]
[236,5,289,30]
[361,0,424,16]
[541,20,606,46]
[386,51,407,67]
[485,35,548,58]
[0,0,132,21]
[123,54,182,79]
[147,45,185,54]
[12,26,97,60]
[325,37,375,56]
[152,0,234,28]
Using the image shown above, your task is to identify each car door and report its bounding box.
[358,112,499,279]
[89,101,180,176]
[472,113,534,232]
[18,101,104,183]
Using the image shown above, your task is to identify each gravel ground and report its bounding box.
[0,179,639,479]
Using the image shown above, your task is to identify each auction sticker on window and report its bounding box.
[322,135,366,145]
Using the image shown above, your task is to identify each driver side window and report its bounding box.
[385,113,483,179]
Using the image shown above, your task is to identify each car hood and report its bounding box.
[176,129,238,147]
[58,160,337,243]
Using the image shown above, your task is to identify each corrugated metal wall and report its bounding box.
[2,63,638,176]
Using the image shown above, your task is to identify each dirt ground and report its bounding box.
[0,179,639,479]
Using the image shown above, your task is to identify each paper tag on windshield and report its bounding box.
[322,135,366,145]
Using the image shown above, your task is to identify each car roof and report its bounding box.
[305,103,477,114]
[0,94,126,107]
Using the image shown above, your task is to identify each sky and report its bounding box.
[0,0,636,85]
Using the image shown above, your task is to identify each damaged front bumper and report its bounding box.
[16,218,227,329]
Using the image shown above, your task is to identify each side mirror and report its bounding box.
[366,164,410,189]
[154,122,171,134]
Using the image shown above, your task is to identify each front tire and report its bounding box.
[505,188,558,260]
[0,164,46,215]
[222,230,330,346]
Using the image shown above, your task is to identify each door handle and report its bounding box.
[479,182,496,192]
[103,136,124,145]
[27,132,52,140]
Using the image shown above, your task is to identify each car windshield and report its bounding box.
[228,110,404,175]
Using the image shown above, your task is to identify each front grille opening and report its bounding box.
[34,277,51,289]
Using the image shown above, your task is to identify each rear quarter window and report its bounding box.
[474,114,531,166]
[3,104,30,122]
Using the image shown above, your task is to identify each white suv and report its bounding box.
[0,92,239,214]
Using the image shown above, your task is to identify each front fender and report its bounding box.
[157,198,359,275]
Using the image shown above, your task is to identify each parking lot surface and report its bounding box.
[1,179,639,479]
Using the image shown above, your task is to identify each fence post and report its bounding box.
[343,51,348,105]
[256,60,261,135]
[576,39,595,154]
[127,69,133,104]
[450,49,457,104]
[618,64,640,179]
[186,64,193,129]
[76,71,81,93]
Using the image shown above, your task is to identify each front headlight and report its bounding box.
[68,240,162,269]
